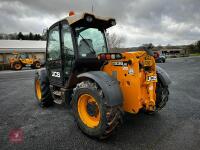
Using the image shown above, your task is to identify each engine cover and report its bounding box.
[102,51,157,113]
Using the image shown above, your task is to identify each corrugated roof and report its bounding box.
[0,48,45,53]
[0,40,46,49]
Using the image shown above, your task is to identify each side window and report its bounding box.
[62,24,74,57]
[62,24,74,75]
[47,26,61,60]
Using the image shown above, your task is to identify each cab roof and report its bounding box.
[63,12,116,29]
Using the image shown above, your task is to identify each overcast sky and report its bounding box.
[0,0,199,47]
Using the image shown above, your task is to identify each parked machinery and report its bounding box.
[9,52,41,70]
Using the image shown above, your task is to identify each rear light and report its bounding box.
[115,53,122,59]
[111,54,115,59]
[106,54,111,59]
[99,54,106,59]
[98,53,122,60]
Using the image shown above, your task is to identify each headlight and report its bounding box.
[110,20,116,26]
[85,15,93,22]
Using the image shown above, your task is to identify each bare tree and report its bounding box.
[107,33,125,49]
[142,43,155,49]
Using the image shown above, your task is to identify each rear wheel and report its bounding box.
[13,62,22,70]
[161,58,165,63]
[72,80,123,139]
[34,61,41,69]
[155,79,169,110]
[32,61,41,69]
[34,73,53,107]
[145,78,169,114]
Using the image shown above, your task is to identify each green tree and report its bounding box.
[29,32,34,40]
[187,44,195,53]
[17,32,24,40]
[196,41,200,52]
[34,34,42,40]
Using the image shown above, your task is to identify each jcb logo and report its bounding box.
[147,75,157,82]
[52,71,60,78]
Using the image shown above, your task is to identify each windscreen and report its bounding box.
[75,27,107,58]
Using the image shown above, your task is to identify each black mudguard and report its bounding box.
[156,66,171,86]
[77,71,123,106]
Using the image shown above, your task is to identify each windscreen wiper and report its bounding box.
[79,34,96,54]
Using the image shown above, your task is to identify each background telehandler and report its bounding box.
[9,52,41,70]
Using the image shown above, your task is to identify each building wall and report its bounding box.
[0,54,3,63]
[4,54,14,64]
[160,49,189,57]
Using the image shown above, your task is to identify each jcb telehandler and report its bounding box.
[34,12,171,139]
[9,52,41,70]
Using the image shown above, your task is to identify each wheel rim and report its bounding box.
[36,63,40,68]
[15,64,21,70]
[78,94,100,128]
[35,79,42,101]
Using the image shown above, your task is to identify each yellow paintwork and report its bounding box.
[10,57,34,65]
[35,79,42,101]
[78,94,100,128]
[20,58,34,64]
[102,51,157,113]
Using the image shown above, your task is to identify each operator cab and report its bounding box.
[46,12,116,87]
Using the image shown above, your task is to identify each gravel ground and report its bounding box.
[0,56,200,150]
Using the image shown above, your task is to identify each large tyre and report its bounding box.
[155,78,169,111]
[34,72,53,107]
[13,62,22,70]
[145,78,169,114]
[72,80,123,139]
[162,58,166,63]
[32,61,41,69]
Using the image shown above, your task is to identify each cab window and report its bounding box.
[47,25,61,61]
[75,27,107,58]
[62,24,75,75]
[62,24,74,56]
[20,53,29,59]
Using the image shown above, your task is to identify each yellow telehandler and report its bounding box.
[34,12,171,139]
[9,52,41,70]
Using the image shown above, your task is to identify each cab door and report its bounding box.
[46,23,63,86]
[60,21,75,83]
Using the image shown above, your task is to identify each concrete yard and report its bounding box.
[0,56,200,150]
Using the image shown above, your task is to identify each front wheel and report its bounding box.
[72,80,123,139]
[34,72,53,107]
[13,62,22,70]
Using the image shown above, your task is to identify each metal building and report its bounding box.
[160,48,190,57]
[0,40,46,69]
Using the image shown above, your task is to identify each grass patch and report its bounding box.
[0,64,11,71]
[190,53,200,56]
